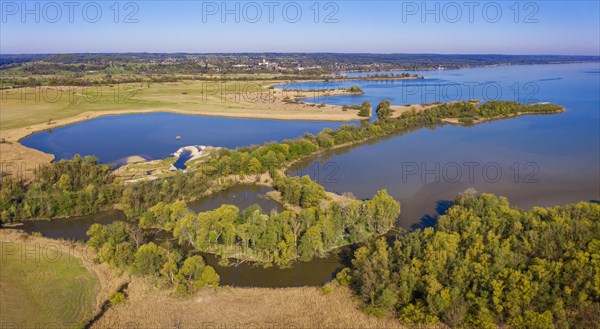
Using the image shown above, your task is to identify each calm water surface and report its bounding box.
[21,114,347,165]
[18,210,125,240]
[187,184,283,213]
[287,63,600,228]
[18,185,281,240]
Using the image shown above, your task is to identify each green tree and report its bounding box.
[160,251,182,284]
[348,85,364,93]
[347,193,600,328]
[298,225,323,261]
[132,242,165,276]
[274,230,297,267]
[195,266,220,288]
[364,189,401,234]
[179,255,206,281]
[317,132,335,148]
[248,157,262,178]
[358,101,371,117]
[376,100,393,120]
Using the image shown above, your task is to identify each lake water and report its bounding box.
[13,62,600,286]
[21,114,347,165]
[287,63,600,228]
[277,63,600,119]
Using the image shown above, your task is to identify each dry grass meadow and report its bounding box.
[93,279,407,329]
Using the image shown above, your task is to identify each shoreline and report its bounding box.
[0,74,562,178]
[0,81,365,176]
[5,103,566,223]
[440,110,566,125]
[1,107,358,176]
[0,75,423,144]
[1,79,370,142]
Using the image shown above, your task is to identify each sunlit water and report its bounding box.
[286,63,600,228]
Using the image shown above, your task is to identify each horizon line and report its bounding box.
[2,52,599,57]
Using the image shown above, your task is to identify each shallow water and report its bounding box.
[17,210,126,241]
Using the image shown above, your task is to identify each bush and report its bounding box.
[109,292,126,306]
[358,101,371,117]
[335,268,352,286]
[321,283,334,295]
[348,85,364,94]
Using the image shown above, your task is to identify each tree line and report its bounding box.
[273,174,327,208]
[340,193,599,328]
[364,73,420,79]
[0,155,119,221]
[135,187,399,266]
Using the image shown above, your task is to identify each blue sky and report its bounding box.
[1,1,599,55]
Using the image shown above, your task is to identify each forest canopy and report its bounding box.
[0,155,118,221]
[343,193,600,328]
[86,221,220,295]
[140,188,400,266]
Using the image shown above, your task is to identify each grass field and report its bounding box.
[0,240,98,328]
[0,80,356,131]
[93,279,407,329]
